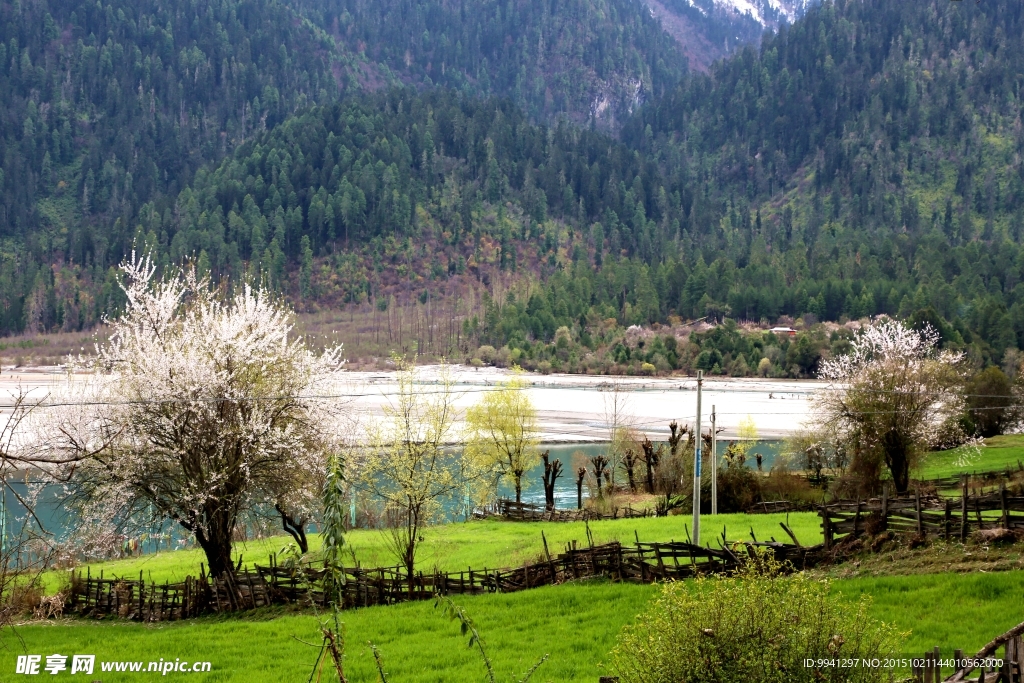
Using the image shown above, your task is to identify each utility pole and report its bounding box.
[711,405,717,516]
[692,370,703,546]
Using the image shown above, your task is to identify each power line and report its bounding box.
[0,373,1017,411]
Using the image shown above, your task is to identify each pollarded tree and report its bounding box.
[464,369,540,503]
[813,318,965,494]
[44,257,345,577]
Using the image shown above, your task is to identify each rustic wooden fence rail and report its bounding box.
[67,532,825,621]
[819,485,1024,549]
[939,617,1024,683]
[495,499,654,522]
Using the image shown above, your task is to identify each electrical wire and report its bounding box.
[0,372,1017,414]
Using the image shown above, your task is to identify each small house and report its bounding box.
[769,326,797,338]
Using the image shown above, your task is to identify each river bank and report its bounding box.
[0,365,821,442]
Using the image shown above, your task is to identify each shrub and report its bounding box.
[611,553,905,683]
[761,469,820,507]
[965,366,1017,437]
[706,455,761,512]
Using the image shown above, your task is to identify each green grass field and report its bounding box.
[8,571,1023,682]
[835,571,1024,655]
[43,512,824,592]
[917,435,1024,480]
[6,582,653,682]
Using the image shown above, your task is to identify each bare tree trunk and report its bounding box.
[405,507,418,598]
[576,467,586,510]
[642,438,659,494]
[541,451,562,510]
[275,504,309,553]
[884,432,911,494]
[195,512,235,578]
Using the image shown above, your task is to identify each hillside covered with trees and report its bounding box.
[0,0,681,335]
[298,0,685,125]
[2,0,1024,380]
[622,0,1024,364]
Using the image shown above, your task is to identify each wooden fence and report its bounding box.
[70,567,212,621]
[67,531,824,621]
[819,485,1024,549]
[495,499,654,522]
[938,618,1024,683]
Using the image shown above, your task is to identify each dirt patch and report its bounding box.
[642,0,726,72]
[810,535,1024,579]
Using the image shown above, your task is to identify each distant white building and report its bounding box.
[769,326,797,338]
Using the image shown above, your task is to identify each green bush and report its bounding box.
[697,443,761,512]
[610,554,905,683]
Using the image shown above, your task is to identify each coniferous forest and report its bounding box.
[1,0,1023,377]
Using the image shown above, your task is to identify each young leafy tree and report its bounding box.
[320,451,348,604]
[813,318,965,494]
[44,257,345,577]
[356,358,464,588]
[603,379,636,489]
[464,369,540,503]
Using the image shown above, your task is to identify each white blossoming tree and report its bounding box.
[44,257,345,577]
[813,318,965,494]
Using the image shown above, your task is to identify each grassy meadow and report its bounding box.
[41,512,824,592]
[20,507,1024,681]
[9,571,1024,682]
[917,435,1024,480]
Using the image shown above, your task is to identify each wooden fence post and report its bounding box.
[961,476,969,542]
[944,499,951,541]
[820,506,832,551]
[1001,482,1009,530]
[915,492,924,537]
[881,485,889,531]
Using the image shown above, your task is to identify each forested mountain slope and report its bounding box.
[296,0,685,127]
[5,0,1024,377]
[141,88,677,318]
[610,0,1024,364]
[649,0,813,71]
[0,0,689,336]
[0,0,355,331]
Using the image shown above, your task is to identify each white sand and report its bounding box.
[342,365,822,441]
[0,366,825,443]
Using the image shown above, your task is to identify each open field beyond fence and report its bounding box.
[41,512,825,594]
[918,436,1024,481]
[8,572,1024,683]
